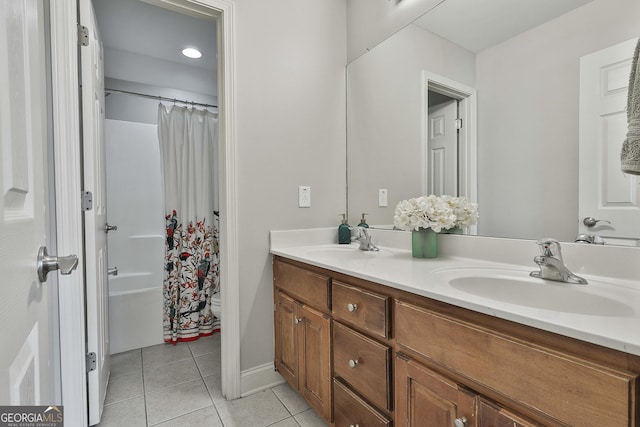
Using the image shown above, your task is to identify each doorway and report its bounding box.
[424,71,478,233]
[49,0,240,424]
[94,0,220,354]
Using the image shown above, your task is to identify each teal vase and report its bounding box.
[441,226,463,235]
[411,228,438,258]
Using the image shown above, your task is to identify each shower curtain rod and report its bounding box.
[104,87,218,109]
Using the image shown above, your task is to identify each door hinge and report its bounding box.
[455,118,463,130]
[81,191,93,211]
[86,352,96,372]
[78,24,89,47]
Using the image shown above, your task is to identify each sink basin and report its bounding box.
[433,267,634,316]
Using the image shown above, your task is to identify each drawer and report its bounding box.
[332,281,389,339]
[333,321,391,411]
[333,379,391,427]
[394,299,638,427]
[273,260,330,310]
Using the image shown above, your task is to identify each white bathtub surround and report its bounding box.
[106,120,165,354]
[270,228,640,356]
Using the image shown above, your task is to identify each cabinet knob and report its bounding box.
[347,303,358,312]
[294,317,303,325]
[348,359,359,368]
[454,417,468,427]
[349,425,360,427]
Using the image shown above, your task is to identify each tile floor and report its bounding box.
[98,334,328,427]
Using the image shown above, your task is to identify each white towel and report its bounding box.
[621,38,640,175]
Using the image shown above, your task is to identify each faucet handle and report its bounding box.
[536,238,562,258]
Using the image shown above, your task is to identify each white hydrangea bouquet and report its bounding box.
[393,195,478,232]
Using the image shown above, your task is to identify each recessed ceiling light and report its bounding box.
[182,47,202,59]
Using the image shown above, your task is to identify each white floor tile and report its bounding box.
[194,351,221,377]
[143,358,201,392]
[97,395,146,427]
[294,409,328,427]
[214,390,291,427]
[142,342,192,369]
[145,378,213,426]
[188,333,221,357]
[110,349,142,378]
[268,417,300,427]
[104,370,144,406]
[203,374,225,403]
[151,405,223,427]
[271,383,310,415]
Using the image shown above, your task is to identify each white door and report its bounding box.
[579,38,640,246]
[428,98,458,196]
[80,0,110,424]
[0,0,57,406]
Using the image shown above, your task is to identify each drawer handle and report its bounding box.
[348,359,359,368]
[454,417,468,427]
[294,317,303,325]
[347,303,358,312]
[349,425,360,427]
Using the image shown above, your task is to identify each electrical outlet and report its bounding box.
[298,186,311,207]
[378,189,388,207]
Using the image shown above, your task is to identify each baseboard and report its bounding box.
[240,362,285,397]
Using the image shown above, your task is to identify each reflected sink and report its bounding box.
[433,268,634,316]
[304,245,394,261]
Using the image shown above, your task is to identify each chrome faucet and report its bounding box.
[350,227,379,251]
[530,239,588,284]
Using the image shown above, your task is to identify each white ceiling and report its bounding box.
[93,0,217,72]
[415,0,596,53]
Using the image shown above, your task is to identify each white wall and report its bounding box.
[233,0,347,371]
[475,0,640,241]
[104,47,217,97]
[347,0,443,63]
[347,23,475,225]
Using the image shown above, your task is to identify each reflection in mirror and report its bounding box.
[346,0,640,245]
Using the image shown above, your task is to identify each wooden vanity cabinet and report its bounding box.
[478,398,540,427]
[273,261,332,422]
[395,353,477,427]
[272,256,640,427]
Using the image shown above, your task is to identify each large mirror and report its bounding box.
[347,0,640,245]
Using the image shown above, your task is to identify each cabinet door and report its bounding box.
[396,354,476,427]
[298,304,332,422]
[478,398,540,427]
[275,291,299,388]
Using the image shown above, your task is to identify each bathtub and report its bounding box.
[108,273,164,355]
[105,120,165,354]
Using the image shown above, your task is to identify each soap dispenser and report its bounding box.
[358,213,369,228]
[338,214,351,244]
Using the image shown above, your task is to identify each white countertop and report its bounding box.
[270,228,640,356]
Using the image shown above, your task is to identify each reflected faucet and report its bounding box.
[530,239,588,284]
[350,226,379,251]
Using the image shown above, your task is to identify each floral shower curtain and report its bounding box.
[159,104,220,343]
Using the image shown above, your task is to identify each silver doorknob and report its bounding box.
[108,267,118,276]
[583,217,611,227]
[105,223,118,232]
[454,416,468,427]
[37,246,79,282]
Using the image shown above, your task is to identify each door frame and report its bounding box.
[423,71,477,234]
[49,0,239,423]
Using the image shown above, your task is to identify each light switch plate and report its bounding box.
[378,189,388,207]
[299,186,311,207]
